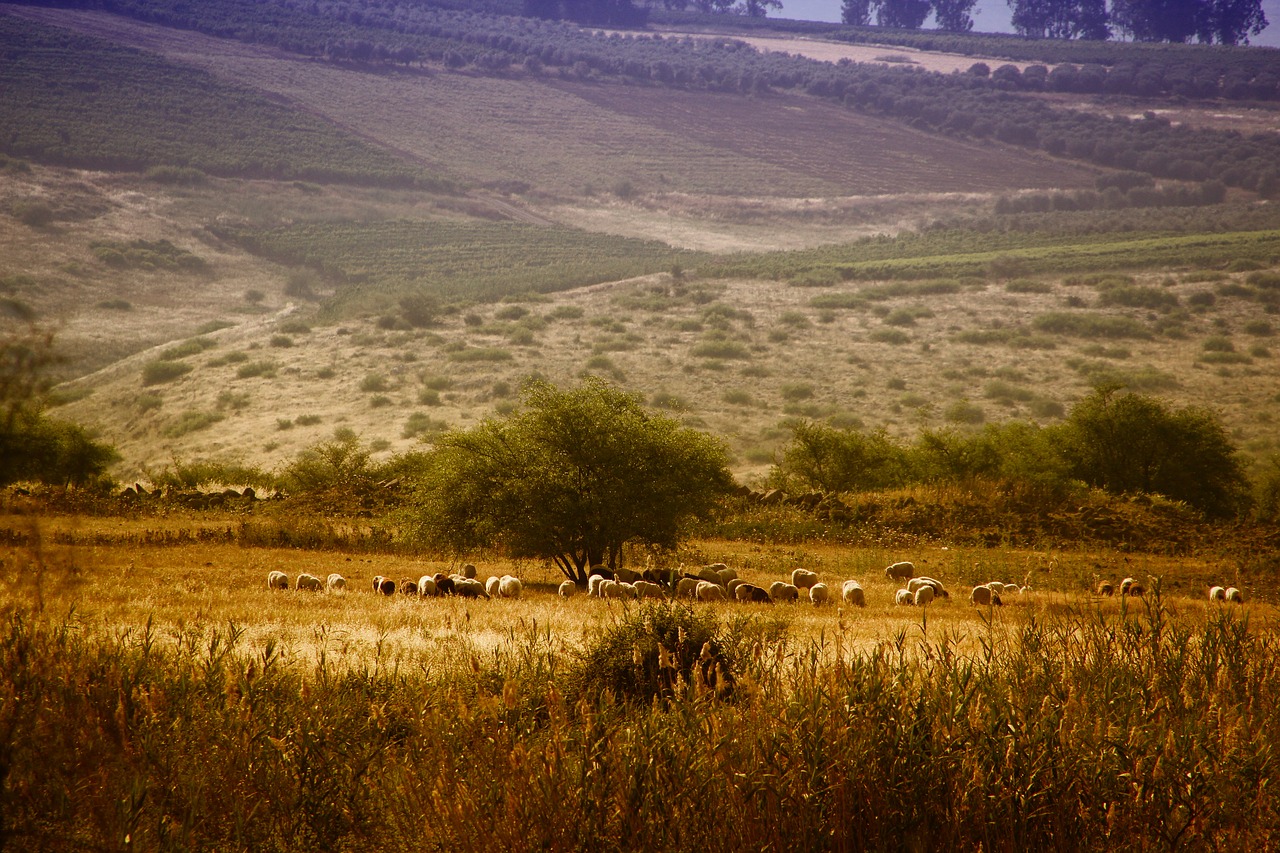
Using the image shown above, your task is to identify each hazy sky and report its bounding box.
[777,0,1280,48]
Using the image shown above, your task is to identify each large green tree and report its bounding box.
[414,378,733,582]
[1057,384,1248,517]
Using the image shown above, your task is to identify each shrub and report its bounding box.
[295,414,322,426]
[564,604,734,706]
[869,329,911,344]
[141,360,192,386]
[1032,313,1151,339]
[277,319,311,335]
[159,338,216,360]
[235,361,277,379]
[1005,279,1051,293]
[1244,321,1274,336]
[448,347,513,362]
[944,400,985,424]
[780,383,815,402]
[163,410,224,438]
[369,395,394,408]
[359,374,390,393]
[691,340,750,360]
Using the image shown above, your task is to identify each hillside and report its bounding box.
[1,2,1279,488]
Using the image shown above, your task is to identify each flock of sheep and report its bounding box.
[266,561,1248,608]
[266,563,524,599]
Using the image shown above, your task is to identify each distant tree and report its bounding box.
[876,0,932,27]
[842,0,874,24]
[1200,0,1268,43]
[1056,384,1248,518]
[0,328,117,487]
[414,379,733,581]
[1009,0,1109,38]
[739,0,783,16]
[931,0,979,30]
[1110,0,1265,42]
[769,422,913,493]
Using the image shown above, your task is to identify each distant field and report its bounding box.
[8,6,1098,200]
[0,12,436,187]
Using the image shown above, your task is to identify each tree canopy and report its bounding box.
[413,378,734,581]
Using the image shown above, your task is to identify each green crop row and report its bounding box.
[223,218,703,312]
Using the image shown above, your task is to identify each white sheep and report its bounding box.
[696,581,727,602]
[418,576,438,597]
[1209,585,1226,602]
[588,575,606,597]
[696,566,723,584]
[326,573,346,592]
[895,589,913,606]
[614,567,641,584]
[885,561,915,581]
[267,570,289,591]
[453,577,488,598]
[726,578,745,597]
[558,579,577,597]
[913,585,935,606]
[907,577,945,598]
[617,582,640,600]
[1120,577,1137,596]
[498,575,523,599]
[841,580,865,607]
[970,585,997,606]
[485,576,502,597]
[1003,583,1021,596]
[1226,587,1244,604]
[296,573,323,592]
[809,583,830,605]
[791,568,819,589]
[634,580,666,599]
[676,577,701,600]
[372,575,396,596]
[600,579,620,599]
[1096,580,1114,597]
[735,583,757,602]
[717,567,739,586]
[769,581,799,602]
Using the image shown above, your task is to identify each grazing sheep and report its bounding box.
[895,589,914,606]
[735,583,758,602]
[986,581,1005,594]
[885,561,915,581]
[373,576,396,596]
[588,575,606,597]
[749,586,772,604]
[1226,587,1244,604]
[676,577,701,600]
[296,573,323,592]
[588,566,614,581]
[326,573,346,592]
[1126,582,1145,598]
[696,566,723,584]
[462,564,477,579]
[1097,580,1114,597]
[791,569,819,590]
[717,567,739,586]
[1209,586,1226,602]
[726,578,745,597]
[618,582,640,600]
[267,571,289,591]
[970,585,998,606]
[696,581,728,602]
[613,567,641,584]
[1003,583,1021,596]
[841,580,865,607]
[498,575,523,599]
[399,578,418,596]
[454,577,488,598]
[485,576,501,598]
[558,580,577,597]
[809,583,830,605]
[634,580,666,599]
[915,585,936,606]
[418,576,437,597]
[908,577,946,598]
[434,575,455,596]
[1120,577,1137,596]
[602,580,628,599]
[769,582,800,602]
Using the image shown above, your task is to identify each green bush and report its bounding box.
[236,361,277,379]
[1033,313,1152,339]
[141,360,193,386]
[163,410,224,438]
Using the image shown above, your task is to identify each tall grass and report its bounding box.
[3,587,1277,850]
